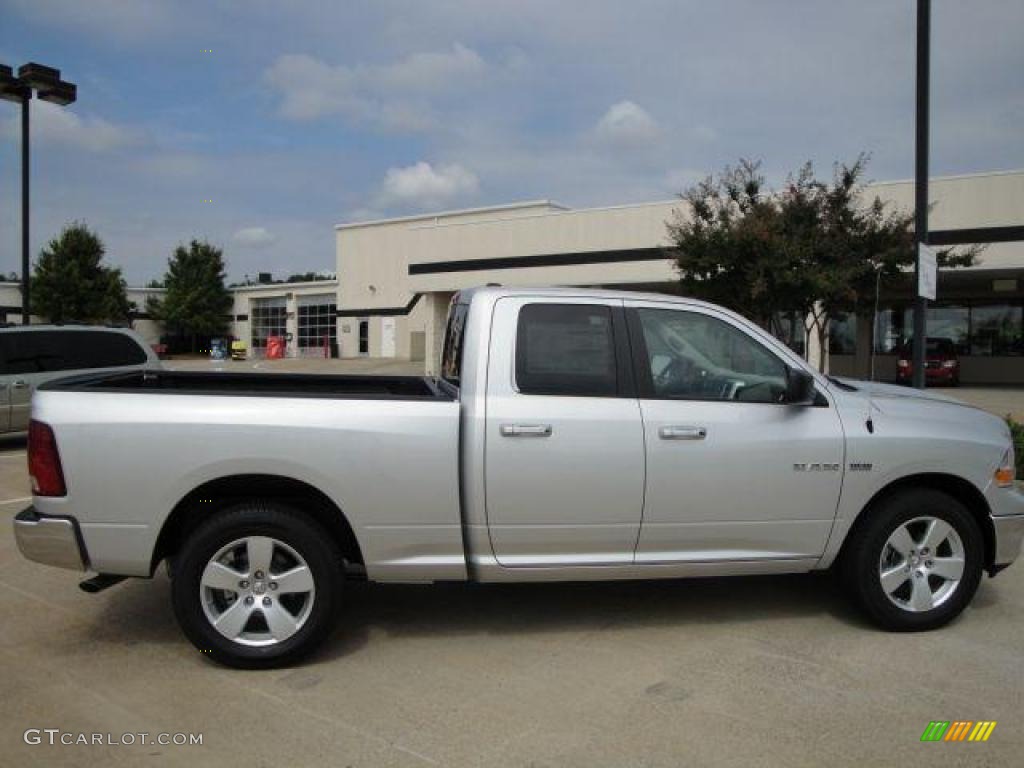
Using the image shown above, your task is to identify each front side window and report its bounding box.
[515,303,617,397]
[635,308,787,403]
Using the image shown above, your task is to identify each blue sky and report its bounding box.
[1,0,1022,284]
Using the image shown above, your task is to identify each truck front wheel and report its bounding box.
[171,501,342,668]
[842,488,984,631]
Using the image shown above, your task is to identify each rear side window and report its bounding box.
[0,330,146,374]
[441,302,469,386]
[515,304,617,397]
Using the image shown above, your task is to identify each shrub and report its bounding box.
[1007,416,1024,477]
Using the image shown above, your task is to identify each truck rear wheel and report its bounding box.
[171,501,341,668]
[841,488,983,631]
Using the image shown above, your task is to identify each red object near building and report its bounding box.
[896,337,960,386]
[266,336,286,359]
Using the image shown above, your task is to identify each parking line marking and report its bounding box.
[0,496,32,505]
[229,680,440,764]
[0,578,77,615]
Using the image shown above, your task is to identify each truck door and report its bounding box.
[626,301,844,564]
[485,297,645,566]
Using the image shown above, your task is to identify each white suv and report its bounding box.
[0,325,160,434]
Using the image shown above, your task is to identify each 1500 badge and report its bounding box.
[792,462,873,472]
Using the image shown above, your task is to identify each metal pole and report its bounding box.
[912,0,930,388]
[20,92,30,324]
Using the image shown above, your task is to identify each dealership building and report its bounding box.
[0,278,341,359]
[3,169,1021,384]
[335,169,1024,383]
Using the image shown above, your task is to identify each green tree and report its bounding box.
[669,156,978,371]
[286,271,334,283]
[32,222,130,323]
[147,240,232,352]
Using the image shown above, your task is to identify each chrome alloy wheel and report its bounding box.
[878,516,965,613]
[200,536,315,647]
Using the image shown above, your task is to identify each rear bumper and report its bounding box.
[13,506,88,571]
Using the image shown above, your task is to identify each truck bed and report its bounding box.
[40,369,451,400]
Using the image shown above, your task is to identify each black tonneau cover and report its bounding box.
[40,369,451,401]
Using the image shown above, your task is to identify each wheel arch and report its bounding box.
[840,472,995,569]
[151,474,364,575]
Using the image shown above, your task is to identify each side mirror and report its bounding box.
[784,367,817,405]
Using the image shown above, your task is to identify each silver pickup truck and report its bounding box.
[14,286,1024,668]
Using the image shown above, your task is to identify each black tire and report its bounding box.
[171,501,342,668]
[841,488,983,631]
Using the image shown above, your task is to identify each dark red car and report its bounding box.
[896,337,960,386]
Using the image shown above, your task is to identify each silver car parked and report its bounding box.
[0,325,160,433]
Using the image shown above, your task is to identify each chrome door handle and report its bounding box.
[659,425,707,440]
[10,380,28,389]
[500,424,553,438]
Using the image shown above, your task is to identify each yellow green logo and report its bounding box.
[921,721,997,742]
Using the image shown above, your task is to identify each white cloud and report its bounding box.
[375,43,486,92]
[264,44,486,129]
[377,161,479,210]
[594,100,661,147]
[232,226,277,247]
[1,101,143,152]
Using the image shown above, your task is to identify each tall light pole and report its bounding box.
[911,0,930,388]
[0,62,76,325]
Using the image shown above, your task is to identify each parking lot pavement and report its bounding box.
[1,437,1022,766]
[955,388,1024,421]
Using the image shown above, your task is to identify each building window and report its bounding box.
[358,319,369,355]
[770,311,806,356]
[251,297,287,349]
[829,301,1024,357]
[297,301,337,353]
[828,313,857,355]
[873,306,910,354]
[970,304,1024,356]
[927,306,970,354]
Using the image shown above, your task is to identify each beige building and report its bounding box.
[4,170,1020,382]
[335,170,1024,383]
[0,280,339,360]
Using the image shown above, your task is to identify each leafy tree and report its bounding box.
[147,240,232,352]
[32,222,130,323]
[669,156,978,371]
[286,271,334,283]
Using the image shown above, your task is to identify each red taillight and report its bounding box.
[28,420,66,497]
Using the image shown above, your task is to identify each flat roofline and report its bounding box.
[336,169,1023,233]
[229,279,338,292]
[867,168,1024,188]
[408,198,684,232]
[335,200,568,230]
